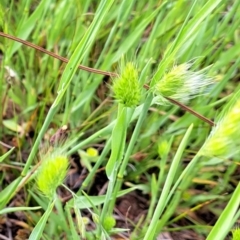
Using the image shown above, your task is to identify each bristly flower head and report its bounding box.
[112,62,141,107]
[158,139,170,159]
[153,63,214,104]
[103,215,116,232]
[201,99,240,158]
[36,153,69,199]
[232,225,240,240]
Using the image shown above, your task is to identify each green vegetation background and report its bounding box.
[0,0,240,239]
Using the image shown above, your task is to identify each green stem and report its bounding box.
[145,137,173,225]
[80,139,111,192]
[206,182,240,240]
[155,159,201,234]
[144,124,194,240]
[98,104,128,238]
[22,105,58,176]
[67,123,114,156]
[109,94,152,214]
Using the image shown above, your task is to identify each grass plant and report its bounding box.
[0,0,240,239]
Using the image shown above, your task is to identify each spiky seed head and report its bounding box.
[36,154,69,199]
[112,62,141,107]
[232,225,240,240]
[103,216,116,231]
[153,63,214,104]
[201,100,240,158]
[158,140,170,158]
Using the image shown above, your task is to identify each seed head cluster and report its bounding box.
[113,62,141,108]
[153,63,214,104]
[36,154,69,199]
[201,100,240,158]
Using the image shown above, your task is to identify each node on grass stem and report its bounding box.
[112,62,141,108]
[36,154,69,199]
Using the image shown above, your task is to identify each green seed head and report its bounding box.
[232,226,240,240]
[201,100,240,158]
[155,65,185,97]
[36,154,69,199]
[92,213,100,224]
[112,62,141,107]
[158,140,169,158]
[86,147,98,157]
[103,216,116,231]
[153,63,214,104]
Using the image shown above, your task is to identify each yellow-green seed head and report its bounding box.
[201,137,230,157]
[86,147,98,157]
[201,99,240,158]
[158,140,169,158]
[103,216,116,231]
[232,226,240,240]
[92,213,100,224]
[153,63,214,104]
[155,65,185,97]
[112,62,141,107]
[36,155,69,199]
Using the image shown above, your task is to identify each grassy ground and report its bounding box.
[0,0,240,239]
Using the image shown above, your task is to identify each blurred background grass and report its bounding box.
[0,0,240,239]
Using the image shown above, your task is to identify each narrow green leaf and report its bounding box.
[0,206,41,214]
[0,147,15,162]
[7,0,51,58]
[29,200,55,240]
[106,107,128,178]
[111,3,166,62]
[0,177,21,209]
[21,0,115,182]
[54,0,115,107]
[66,203,79,239]
[69,187,139,209]
[3,119,22,132]
[176,0,224,51]
[206,183,240,240]
[152,0,223,83]
[144,124,194,240]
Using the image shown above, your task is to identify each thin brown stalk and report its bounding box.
[0,31,118,77]
[164,96,215,126]
[0,32,215,126]
[144,84,215,127]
